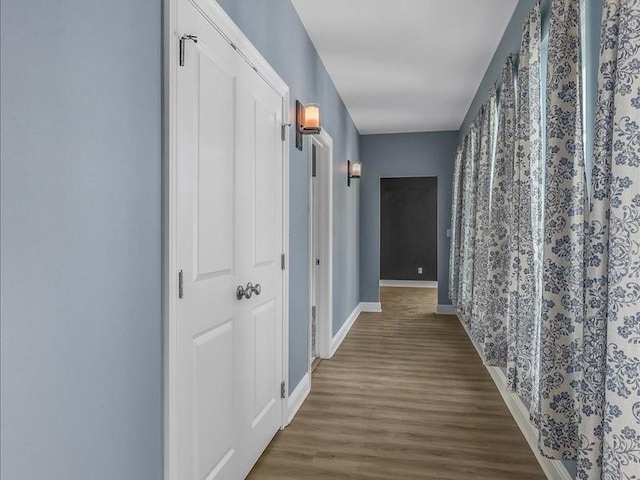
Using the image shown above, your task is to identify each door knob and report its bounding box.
[236,282,254,300]
[236,282,261,300]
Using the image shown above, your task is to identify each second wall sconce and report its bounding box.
[296,100,321,151]
[347,160,362,187]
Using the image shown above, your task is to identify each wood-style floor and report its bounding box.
[248,287,546,479]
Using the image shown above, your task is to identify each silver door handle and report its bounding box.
[236,282,261,300]
[236,282,254,300]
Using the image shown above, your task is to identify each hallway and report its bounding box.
[249,288,546,479]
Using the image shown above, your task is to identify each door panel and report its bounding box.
[252,300,277,425]
[253,99,277,267]
[196,52,236,278]
[194,320,235,480]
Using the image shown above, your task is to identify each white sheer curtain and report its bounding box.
[538,0,587,460]
[578,1,640,478]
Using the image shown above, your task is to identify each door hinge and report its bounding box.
[312,306,316,322]
[281,124,288,142]
[178,270,184,299]
[311,145,317,177]
[179,34,198,67]
[281,254,286,270]
[281,381,286,399]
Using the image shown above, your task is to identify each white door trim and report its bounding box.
[164,0,290,478]
[307,130,333,369]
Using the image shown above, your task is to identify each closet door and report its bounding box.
[174,1,284,478]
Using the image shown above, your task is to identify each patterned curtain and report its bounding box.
[484,57,516,366]
[456,135,470,311]
[507,2,543,413]
[459,123,480,319]
[449,145,464,306]
[470,90,498,346]
[578,1,640,478]
[538,0,587,460]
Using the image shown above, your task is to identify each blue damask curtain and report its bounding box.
[538,0,587,460]
[459,123,481,319]
[507,1,544,415]
[484,57,516,366]
[449,145,464,306]
[456,136,473,314]
[578,1,640,478]
[470,90,498,346]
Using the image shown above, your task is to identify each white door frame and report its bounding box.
[307,130,333,370]
[163,0,290,478]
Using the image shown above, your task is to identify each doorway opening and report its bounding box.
[379,177,438,301]
[308,131,333,373]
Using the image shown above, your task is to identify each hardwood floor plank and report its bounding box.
[248,287,545,479]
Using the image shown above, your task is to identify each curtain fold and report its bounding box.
[449,144,464,306]
[459,122,481,319]
[538,0,587,460]
[507,1,544,414]
[484,57,516,366]
[578,1,640,478]
[470,90,498,346]
[457,135,470,311]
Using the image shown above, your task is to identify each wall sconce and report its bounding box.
[347,160,362,187]
[296,100,321,151]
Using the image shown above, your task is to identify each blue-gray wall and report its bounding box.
[215,0,361,388]
[359,132,459,306]
[457,1,604,478]
[1,1,163,479]
[1,0,360,478]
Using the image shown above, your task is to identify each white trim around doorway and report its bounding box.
[308,130,334,370]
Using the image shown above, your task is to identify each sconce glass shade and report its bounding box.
[300,103,321,132]
[347,160,362,187]
[350,161,362,178]
[296,100,322,151]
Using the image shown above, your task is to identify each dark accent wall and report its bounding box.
[360,131,459,306]
[380,177,438,281]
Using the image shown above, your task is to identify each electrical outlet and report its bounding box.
[418,267,423,275]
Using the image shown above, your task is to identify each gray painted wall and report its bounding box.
[359,132,459,306]
[1,0,163,479]
[1,0,360,478]
[215,0,361,389]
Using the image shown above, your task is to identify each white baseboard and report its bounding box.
[379,280,438,288]
[436,304,456,315]
[361,302,382,313]
[330,303,362,357]
[454,314,572,480]
[286,372,310,425]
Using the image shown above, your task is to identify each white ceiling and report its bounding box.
[291,0,518,134]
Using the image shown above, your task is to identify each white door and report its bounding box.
[175,0,284,478]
